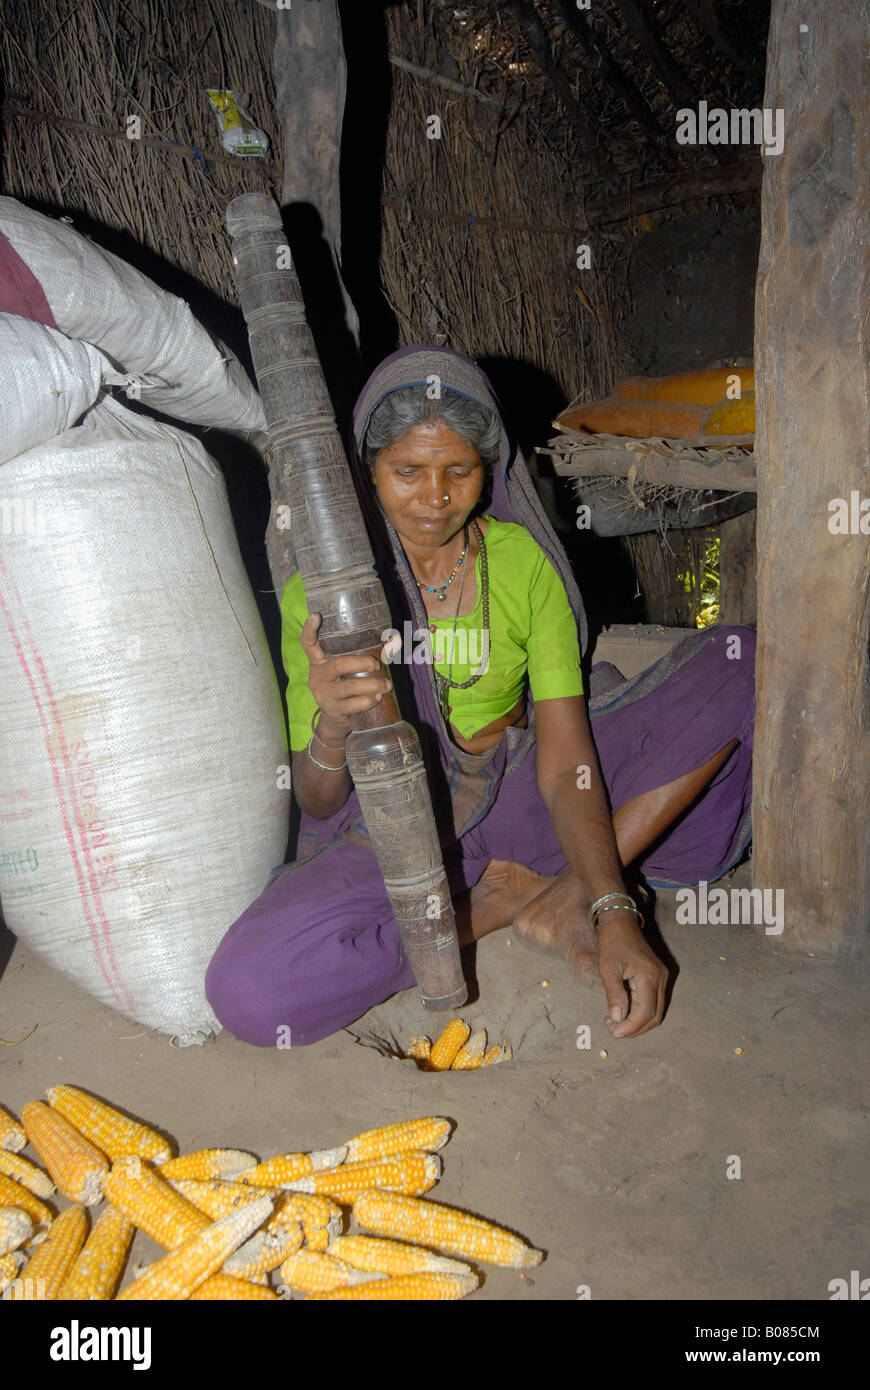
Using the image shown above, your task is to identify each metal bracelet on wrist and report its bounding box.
[306,737,347,772]
[311,709,346,751]
[590,903,645,932]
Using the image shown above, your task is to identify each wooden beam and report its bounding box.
[753,0,869,953]
[718,509,757,624]
[585,165,763,225]
[547,435,757,492]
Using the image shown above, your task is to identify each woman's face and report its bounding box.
[371,420,486,551]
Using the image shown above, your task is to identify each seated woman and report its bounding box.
[206,346,755,1046]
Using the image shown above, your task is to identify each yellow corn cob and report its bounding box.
[222,1218,303,1279]
[0,1205,34,1256]
[0,1103,26,1153]
[169,1177,278,1221]
[160,1149,257,1181]
[451,1029,488,1070]
[308,1271,479,1300]
[240,1144,347,1188]
[0,1172,53,1229]
[405,1036,431,1064]
[0,1149,56,1198]
[344,1117,451,1164]
[275,1193,342,1252]
[117,1193,272,1301]
[354,1191,544,1268]
[481,1043,511,1066]
[103,1155,208,1249]
[57,1203,134,1300]
[0,1251,22,1294]
[326,1234,472,1277]
[191,1273,277,1300]
[428,1019,471,1070]
[46,1085,172,1165]
[286,1152,441,1202]
[10,1204,88,1299]
[278,1249,385,1295]
[21,1101,107,1206]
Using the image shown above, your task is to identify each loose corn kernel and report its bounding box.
[47,1085,172,1165]
[327,1234,471,1277]
[21,1101,107,1206]
[343,1117,451,1164]
[103,1156,208,1249]
[354,1191,544,1268]
[0,1149,56,1199]
[278,1249,385,1295]
[0,1103,26,1153]
[58,1204,134,1301]
[117,1194,272,1301]
[160,1149,257,1181]
[428,1020,471,1071]
[286,1152,441,1202]
[10,1204,88,1299]
[308,1271,479,1300]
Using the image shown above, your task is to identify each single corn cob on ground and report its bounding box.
[343,1117,451,1164]
[0,1149,56,1198]
[103,1156,208,1249]
[21,1101,107,1206]
[57,1203,134,1301]
[191,1273,277,1300]
[117,1193,272,1301]
[10,1203,88,1299]
[0,1104,26,1153]
[275,1193,342,1251]
[169,1177,278,1220]
[0,1171,53,1229]
[47,1085,172,1165]
[222,1218,303,1279]
[308,1271,479,1301]
[405,1037,431,1065]
[160,1149,257,1181]
[0,1250,23,1294]
[327,1234,472,1277]
[354,1191,544,1268]
[428,1019,471,1071]
[0,1204,34,1256]
[240,1145,347,1187]
[278,1248,385,1295]
[286,1151,441,1202]
[451,1030,488,1070]
[481,1043,512,1066]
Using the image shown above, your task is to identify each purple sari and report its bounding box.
[206,347,755,1045]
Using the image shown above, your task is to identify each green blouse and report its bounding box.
[280,516,583,750]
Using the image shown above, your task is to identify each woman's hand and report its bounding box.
[596,916,668,1038]
[301,613,392,739]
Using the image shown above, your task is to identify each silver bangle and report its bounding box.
[589,891,635,919]
[306,737,347,772]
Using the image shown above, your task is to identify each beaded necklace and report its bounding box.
[415,531,468,603]
[432,519,490,726]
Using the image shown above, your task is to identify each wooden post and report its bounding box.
[718,510,756,625]
[753,0,869,951]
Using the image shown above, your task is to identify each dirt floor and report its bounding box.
[1,847,866,1302]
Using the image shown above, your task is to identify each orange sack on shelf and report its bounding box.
[611,366,755,406]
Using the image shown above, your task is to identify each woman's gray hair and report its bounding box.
[363,385,502,468]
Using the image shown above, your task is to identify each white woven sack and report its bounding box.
[0,396,288,1042]
[0,196,266,436]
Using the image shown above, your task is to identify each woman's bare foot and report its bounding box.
[513,871,600,987]
[456,859,553,943]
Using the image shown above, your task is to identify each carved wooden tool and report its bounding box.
[226,192,466,1011]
